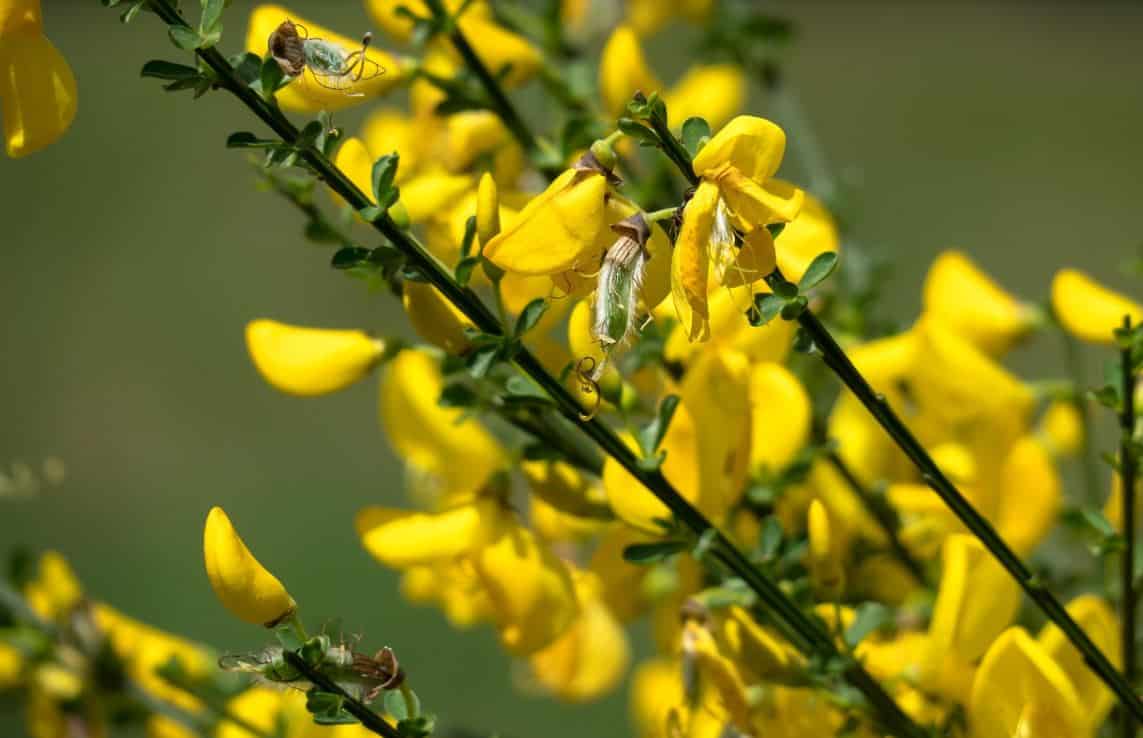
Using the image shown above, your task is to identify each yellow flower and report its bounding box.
[24,550,83,621]
[807,499,845,598]
[1052,267,1143,344]
[994,436,1061,556]
[673,116,804,341]
[0,643,21,689]
[402,281,473,355]
[400,560,492,629]
[0,0,76,157]
[626,0,715,36]
[681,621,751,733]
[245,319,385,397]
[1104,471,1142,533]
[523,460,611,520]
[246,5,406,113]
[355,498,508,569]
[379,349,505,498]
[1037,595,1119,732]
[923,534,1019,702]
[922,251,1037,355]
[366,1,541,87]
[969,628,1085,738]
[472,524,580,655]
[529,572,630,701]
[203,506,296,626]
[476,172,500,246]
[749,362,811,475]
[1038,400,1083,458]
[599,26,662,118]
[482,165,612,276]
[714,605,801,683]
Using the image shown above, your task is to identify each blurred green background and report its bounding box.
[2,1,1142,736]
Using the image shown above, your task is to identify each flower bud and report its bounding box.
[1038,400,1083,458]
[402,281,473,355]
[476,172,501,247]
[1051,268,1143,344]
[203,507,296,627]
[245,319,385,397]
[807,499,844,599]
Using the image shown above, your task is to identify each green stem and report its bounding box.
[421,0,560,179]
[646,111,699,188]
[1063,328,1102,505]
[782,285,1143,723]
[283,652,400,738]
[640,91,1142,723]
[1120,316,1138,738]
[136,5,926,735]
[823,448,929,587]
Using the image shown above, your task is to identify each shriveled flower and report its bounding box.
[672,116,804,341]
[0,0,77,157]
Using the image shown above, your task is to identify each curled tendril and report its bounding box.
[574,356,602,421]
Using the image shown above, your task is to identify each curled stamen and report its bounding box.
[574,356,602,421]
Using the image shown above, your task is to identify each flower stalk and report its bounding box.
[282,651,401,738]
[135,3,926,735]
[1119,315,1138,738]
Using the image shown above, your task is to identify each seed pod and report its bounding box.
[591,213,651,368]
[268,20,306,77]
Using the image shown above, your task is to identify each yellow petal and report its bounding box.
[1104,471,1142,534]
[719,227,776,288]
[670,180,720,341]
[23,551,83,622]
[925,534,1019,680]
[0,31,76,158]
[379,349,505,497]
[245,319,384,396]
[716,605,801,683]
[246,5,405,113]
[693,116,787,182]
[476,172,501,246]
[1037,595,1119,732]
[1051,267,1143,344]
[625,0,672,36]
[1,1,41,35]
[445,111,508,171]
[364,0,492,44]
[360,108,422,182]
[969,628,1085,738]
[682,348,752,521]
[599,25,662,117]
[455,15,542,87]
[473,524,580,655]
[399,171,474,223]
[774,192,841,282]
[590,525,650,622]
[749,363,811,474]
[0,642,21,689]
[523,460,610,520]
[402,281,473,355]
[807,499,844,596]
[500,271,569,336]
[665,65,744,131]
[641,221,673,311]
[683,622,752,732]
[603,405,700,534]
[203,507,296,626]
[995,437,1060,557]
[530,573,630,701]
[355,499,507,569]
[717,170,804,227]
[332,136,374,207]
[1038,400,1084,459]
[483,170,609,275]
[922,251,1036,355]
[629,659,686,738]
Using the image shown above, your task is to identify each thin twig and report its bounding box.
[1120,315,1138,738]
[283,652,401,738]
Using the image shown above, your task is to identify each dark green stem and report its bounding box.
[137,4,926,735]
[283,652,400,738]
[1120,316,1138,738]
[823,449,929,586]
[422,0,561,179]
[1062,329,1102,505]
[647,112,700,188]
[640,92,1142,723]
[782,290,1143,723]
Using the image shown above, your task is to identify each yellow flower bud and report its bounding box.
[24,550,83,621]
[922,250,1037,355]
[476,172,501,247]
[749,362,811,474]
[203,507,296,627]
[599,26,662,117]
[1052,268,1143,344]
[1038,400,1083,458]
[529,572,630,701]
[246,5,406,113]
[1038,595,1119,732]
[355,498,507,569]
[472,525,580,655]
[969,628,1085,738]
[0,0,77,158]
[402,281,473,355]
[807,499,844,598]
[245,319,384,397]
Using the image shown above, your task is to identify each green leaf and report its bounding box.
[844,603,892,648]
[120,1,146,23]
[383,689,416,721]
[780,295,808,320]
[438,383,479,409]
[617,118,659,147]
[331,247,371,270]
[371,153,400,207]
[799,252,839,290]
[396,715,435,738]
[1090,385,1122,412]
[639,394,680,458]
[260,57,286,98]
[459,215,477,259]
[454,256,481,287]
[758,517,783,559]
[200,0,226,36]
[622,539,688,564]
[226,131,279,149]
[466,345,500,379]
[772,279,799,299]
[749,293,785,327]
[140,60,200,81]
[514,298,548,337]
[168,26,203,50]
[681,117,711,156]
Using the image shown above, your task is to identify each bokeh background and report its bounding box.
[3,1,1142,736]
